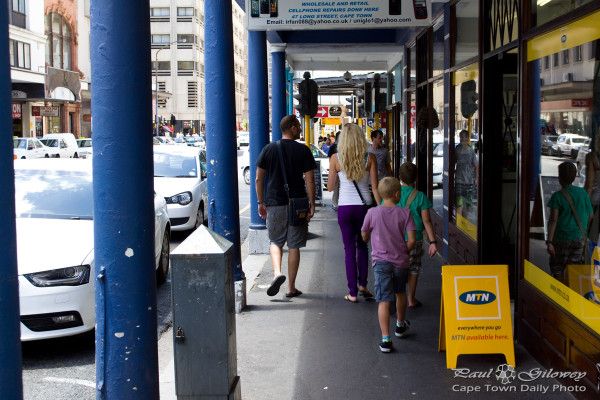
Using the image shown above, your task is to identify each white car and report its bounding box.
[556,134,589,158]
[237,131,249,149]
[76,138,93,159]
[40,133,79,158]
[13,137,48,159]
[153,146,208,231]
[432,142,443,187]
[14,159,170,341]
[154,136,175,145]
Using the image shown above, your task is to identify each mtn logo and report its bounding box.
[459,290,496,305]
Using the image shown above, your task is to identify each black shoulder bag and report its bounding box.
[276,141,310,226]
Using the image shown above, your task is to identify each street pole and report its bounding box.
[154,40,184,137]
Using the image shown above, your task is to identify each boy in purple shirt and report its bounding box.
[362,177,416,353]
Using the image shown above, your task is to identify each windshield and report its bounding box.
[77,140,92,148]
[572,138,587,144]
[154,153,202,178]
[433,143,444,156]
[15,169,93,219]
[40,139,58,147]
[310,144,327,158]
[13,139,26,149]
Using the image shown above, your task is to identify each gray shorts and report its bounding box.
[373,261,409,303]
[409,241,424,275]
[266,205,308,249]
[549,237,585,280]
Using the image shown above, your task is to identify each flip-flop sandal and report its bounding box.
[408,299,423,308]
[359,290,374,299]
[286,289,303,298]
[344,294,358,303]
[267,274,286,296]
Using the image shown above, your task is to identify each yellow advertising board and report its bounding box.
[525,258,600,335]
[321,118,341,126]
[439,265,515,369]
[456,214,477,241]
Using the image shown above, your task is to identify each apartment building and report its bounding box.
[150,0,248,136]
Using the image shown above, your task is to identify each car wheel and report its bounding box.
[195,205,204,229]
[55,154,60,158]
[44,154,49,158]
[243,167,250,185]
[74,152,79,158]
[21,156,26,159]
[156,229,170,285]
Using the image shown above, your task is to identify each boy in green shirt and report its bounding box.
[547,162,593,282]
[397,162,438,308]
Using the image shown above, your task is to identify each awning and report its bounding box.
[161,125,174,132]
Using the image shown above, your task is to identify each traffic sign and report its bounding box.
[316,106,328,118]
[329,106,342,117]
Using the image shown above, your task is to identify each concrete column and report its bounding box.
[91,1,159,398]
[248,31,270,254]
[0,9,23,399]
[204,0,245,311]
[271,46,286,142]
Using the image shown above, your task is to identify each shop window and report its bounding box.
[531,0,594,28]
[454,0,479,66]
[432,79,444,216]
[527,28,600,325]
[9,40,30,70]
[432,19,444,78]
[45,13,72,70]
[452,64,479,241]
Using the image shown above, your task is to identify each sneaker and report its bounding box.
[395,320,410,338]
[379,341,392,353]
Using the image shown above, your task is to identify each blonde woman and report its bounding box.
[327,124,382,302]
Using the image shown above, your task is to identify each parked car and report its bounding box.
[555,134,589,158]
[432,140,444,187]
[153,146,208,231]
[307,143,330,190]
[13,137,48,159]
[40,133,79,158]
[239,150,251,184]
[154,136,175,145]
[14,159,170,341]
[76,138,93,159]
[237,131,249,149]
[541,135,560,156]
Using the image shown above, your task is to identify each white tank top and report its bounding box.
[337,154,372,206]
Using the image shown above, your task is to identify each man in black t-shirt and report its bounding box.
[256,115,316,298]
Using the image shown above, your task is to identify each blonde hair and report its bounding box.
[338,124,368,181]
[379,177,401,200]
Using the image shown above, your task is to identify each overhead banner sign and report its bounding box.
[439,265,515,369]
[246,0,431,31]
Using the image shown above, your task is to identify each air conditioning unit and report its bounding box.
[562,73,573,82]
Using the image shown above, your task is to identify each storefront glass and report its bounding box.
[432,19,444,78]
[452,64,479,241]
[454,0,479,66]
[432,79,444,216]
[527,20,600,325]
[531,0,595,28]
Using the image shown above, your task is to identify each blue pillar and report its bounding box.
[0,10,23,399]
[205,0,243,280]
[91,1,158,398]
[530,59,542,200]
[249,32,270,230]
[286,67,294,116]
[271,48,286,142]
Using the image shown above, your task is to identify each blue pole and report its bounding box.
[91,1,158,398]
[531,59,542,200]
[271,49,286,142]
[249,31,269,230]
[287,68,295,116]
[205,0,244,280]
[0,9,23,399]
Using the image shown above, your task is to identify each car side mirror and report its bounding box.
[27,146,34,150]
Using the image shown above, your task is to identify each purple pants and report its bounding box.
[337,205,369,297]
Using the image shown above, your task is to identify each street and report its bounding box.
[20,150,253,400]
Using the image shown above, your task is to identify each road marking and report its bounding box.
[239,204,250,215]
[44,377,96,389]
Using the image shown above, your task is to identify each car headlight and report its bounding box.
[166,191,192,205]
[24,265,91,287]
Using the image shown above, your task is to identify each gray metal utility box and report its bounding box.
[170,225,240,399]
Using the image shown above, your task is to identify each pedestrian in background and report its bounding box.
[327,123,381,303]
[361,177,416,353]
[321,137,331,154]
[397,162,437,308]
[256,115,316,297]
[369,129,392,181]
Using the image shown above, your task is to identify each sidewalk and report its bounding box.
[158,205,574,400]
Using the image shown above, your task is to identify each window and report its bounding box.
[177,34,195,44]
[544,56,549,70]
[177,7,195,17]
[455,1,479,65]
[45,13,72,70]
[9,40,30,69]
[188,82,198,108]
[10,0,26,28]
[151,34,170,44]
[178,61,196,71]
[152,61,171,70]
[150,7,170,17]
[574,45,583,63]
[562,49,570,65]
[552,52,559,67]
